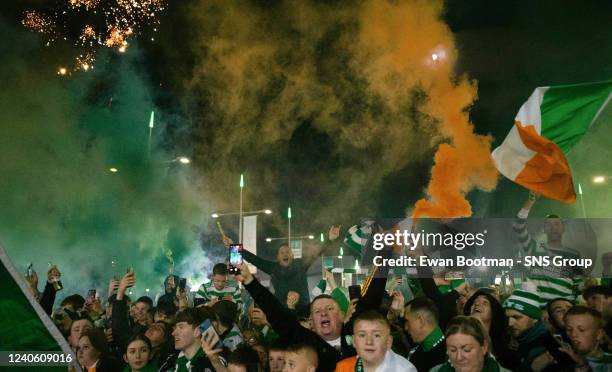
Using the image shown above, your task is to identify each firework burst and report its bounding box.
[22,0,166,74]
[22,10,57,36]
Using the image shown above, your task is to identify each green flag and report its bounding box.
[0,243,77,371]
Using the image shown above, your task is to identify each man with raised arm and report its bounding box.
[225,225,341,309]
[513,191,584,306]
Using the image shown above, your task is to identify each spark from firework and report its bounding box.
[22,10,57,39]
[22,0,165,74]
[68,0,100,10]
[75,52,95,71]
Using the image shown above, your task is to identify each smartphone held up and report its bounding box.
[228,244,243,275]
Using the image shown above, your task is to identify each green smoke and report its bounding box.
[0,19,211,299]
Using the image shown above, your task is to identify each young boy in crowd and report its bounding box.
[336,310,416,371]
[195,263,242,310]
[282,344,318,372]
[268,344,285,372]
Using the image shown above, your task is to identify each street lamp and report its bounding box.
[265,235,315,243]
[211,209,273,219]
[167,156,190,164]
[593,175,609,184]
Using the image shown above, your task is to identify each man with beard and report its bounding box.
[503,284,549,371]
[226,225,340,309]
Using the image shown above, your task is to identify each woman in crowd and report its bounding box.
[77,328,120,372]
[463,289,516,370]
[430,316,511,372]
[122,333,158,372]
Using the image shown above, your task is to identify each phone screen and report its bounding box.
[229,244,243,267]
[229,244,243,266]
[87,289,96,299]
[199,319,221,349]
[348,285,362,300]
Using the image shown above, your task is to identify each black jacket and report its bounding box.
[416,262,459,331]
[40,282,56,315]
[244,273,388,372]
[111,298,147,353]
[408,339,447,372]
[241,239,338,308]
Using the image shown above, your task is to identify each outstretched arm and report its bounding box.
[513,191,540,256]
[40,266,61,315]
[224,236,276,274]
[302,225,342,268]
[235,264,313,342]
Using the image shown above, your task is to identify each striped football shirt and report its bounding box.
[513,209,583,306]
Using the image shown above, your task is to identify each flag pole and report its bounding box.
[239,174,244,243]
[578,183,587,218]
[148,110,154,156]
[287,207,292,248]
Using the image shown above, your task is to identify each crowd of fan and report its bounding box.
[22,197,612,372]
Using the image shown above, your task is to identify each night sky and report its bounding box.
[1,0,611,294]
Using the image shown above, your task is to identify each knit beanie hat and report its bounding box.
[503,282,542,319]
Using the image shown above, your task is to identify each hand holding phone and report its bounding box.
[199,319,222,350]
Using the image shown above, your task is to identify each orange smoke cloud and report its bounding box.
[354,0,498,218]
[412,77,498,218]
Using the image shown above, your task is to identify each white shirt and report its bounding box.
[374,350,417,372]
[326,336,342,351]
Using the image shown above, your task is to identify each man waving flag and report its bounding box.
[492,80,612,202]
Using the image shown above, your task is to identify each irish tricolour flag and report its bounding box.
[492,80,612,202]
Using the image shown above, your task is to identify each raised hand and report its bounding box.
[344,299,358,324]
[25,270,39,289]
[201,331,225,371]
[250,307,269,327]
[286,291,300,309]
[222,236,234,248]
[117,271,135,300]
[47,266,61,284]
[234,263,253,285]
[107,277,119,298]
[523,190,541,210]
[390,290,405,314]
